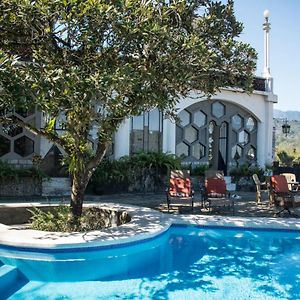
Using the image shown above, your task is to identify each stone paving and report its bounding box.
[85,191,300,218]
[1,191,299,219]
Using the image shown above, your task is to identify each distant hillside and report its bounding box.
[274,109,300,121]
[274,118,300,160]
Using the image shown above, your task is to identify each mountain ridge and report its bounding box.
[274,109,300,121]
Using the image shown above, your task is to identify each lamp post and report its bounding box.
[263,9,271,78]
[282,119,291,137]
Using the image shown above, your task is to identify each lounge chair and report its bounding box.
[252,174,268,204]
[270,175,300,216]
[203,177,234,213]
[166,170,194,212]
[204,170,224,180]
[280,173,299,192]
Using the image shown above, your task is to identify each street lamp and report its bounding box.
[282,119,291,137]
[263,9,271,78]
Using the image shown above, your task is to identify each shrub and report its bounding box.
[28,206,131,232]
[229,163,264,177]
[182,164,209,176]
[0,161,47,181]
[28,206,71,232]
[89,151,181,194]
[277,150,295,167]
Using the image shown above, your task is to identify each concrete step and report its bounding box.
[0,265,20,294]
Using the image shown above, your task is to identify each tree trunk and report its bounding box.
[69,141,108,225]
[70,171,90,224]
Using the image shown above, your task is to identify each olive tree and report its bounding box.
[0,0,257,221]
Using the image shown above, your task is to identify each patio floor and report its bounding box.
[85,191,300,218]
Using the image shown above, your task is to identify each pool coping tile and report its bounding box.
[1,203,300,250]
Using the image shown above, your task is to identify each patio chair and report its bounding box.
[203,177,234,213]
[252,174,269,204]
[166,170,194,212]
[204,170,224,180]
[280,173,299,192]
[270,175,300,216]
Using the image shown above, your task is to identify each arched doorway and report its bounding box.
[175,100,258,174]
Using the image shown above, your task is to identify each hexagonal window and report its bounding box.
[184,125,198,143]
[0,135,10,157]
[14,136,34,157]
[176,125,183,144]
[2,124,23,137]
[191,143,206,160]
[247,147,256,160]
[232,114,243,131]
[238,130,250,145]
[194,110,206,127]
[178,110,190,127]
[176,142,189,157]
[232,144,243,160]
[212,102,225,119]
[246,117,256,132]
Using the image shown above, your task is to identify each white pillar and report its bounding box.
[114,119,130,158]
[257,100,274,169]
[257,121,266,168]
[163,119,176,154]
[265,101,274,166]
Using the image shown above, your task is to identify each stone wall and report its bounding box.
[0,177,71,197]
[0,177,42,197]
[42,177,71,196]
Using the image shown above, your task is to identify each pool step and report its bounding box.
[0,264,29,298]
[0,265,19,293]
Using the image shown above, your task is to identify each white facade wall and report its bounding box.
[116,87,277,169]
[114,119,130,159]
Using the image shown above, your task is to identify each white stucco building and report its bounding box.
[113,76,277,175]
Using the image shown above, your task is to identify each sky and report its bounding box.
[231,0,300,111]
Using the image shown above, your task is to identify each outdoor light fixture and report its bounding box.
[263,9,270,19]
[263,9,271,78]
[282,119,291,137]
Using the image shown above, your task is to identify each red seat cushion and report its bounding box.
[205,178,226,198]
[271,175,290,194]
[169,178,191,197]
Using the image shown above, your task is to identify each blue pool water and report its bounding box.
[1,225,300,299]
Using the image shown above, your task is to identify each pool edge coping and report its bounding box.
[1,202,300,250]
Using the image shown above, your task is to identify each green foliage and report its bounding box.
[128,151,181,175]
[0,161,47,181]
[0,0,257,217]
[274,119,300,164]
[89,152,181,193]
[229,163,264,177]
[28,206,71,232]
[277,151,295,167]
[28,206,130,232]
[182,163,209,176]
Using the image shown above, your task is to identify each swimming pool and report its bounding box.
[1,224,300,299]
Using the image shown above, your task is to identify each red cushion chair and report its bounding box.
[204,177,234,213]
[166,170,194,212]
[270,175,296,215]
